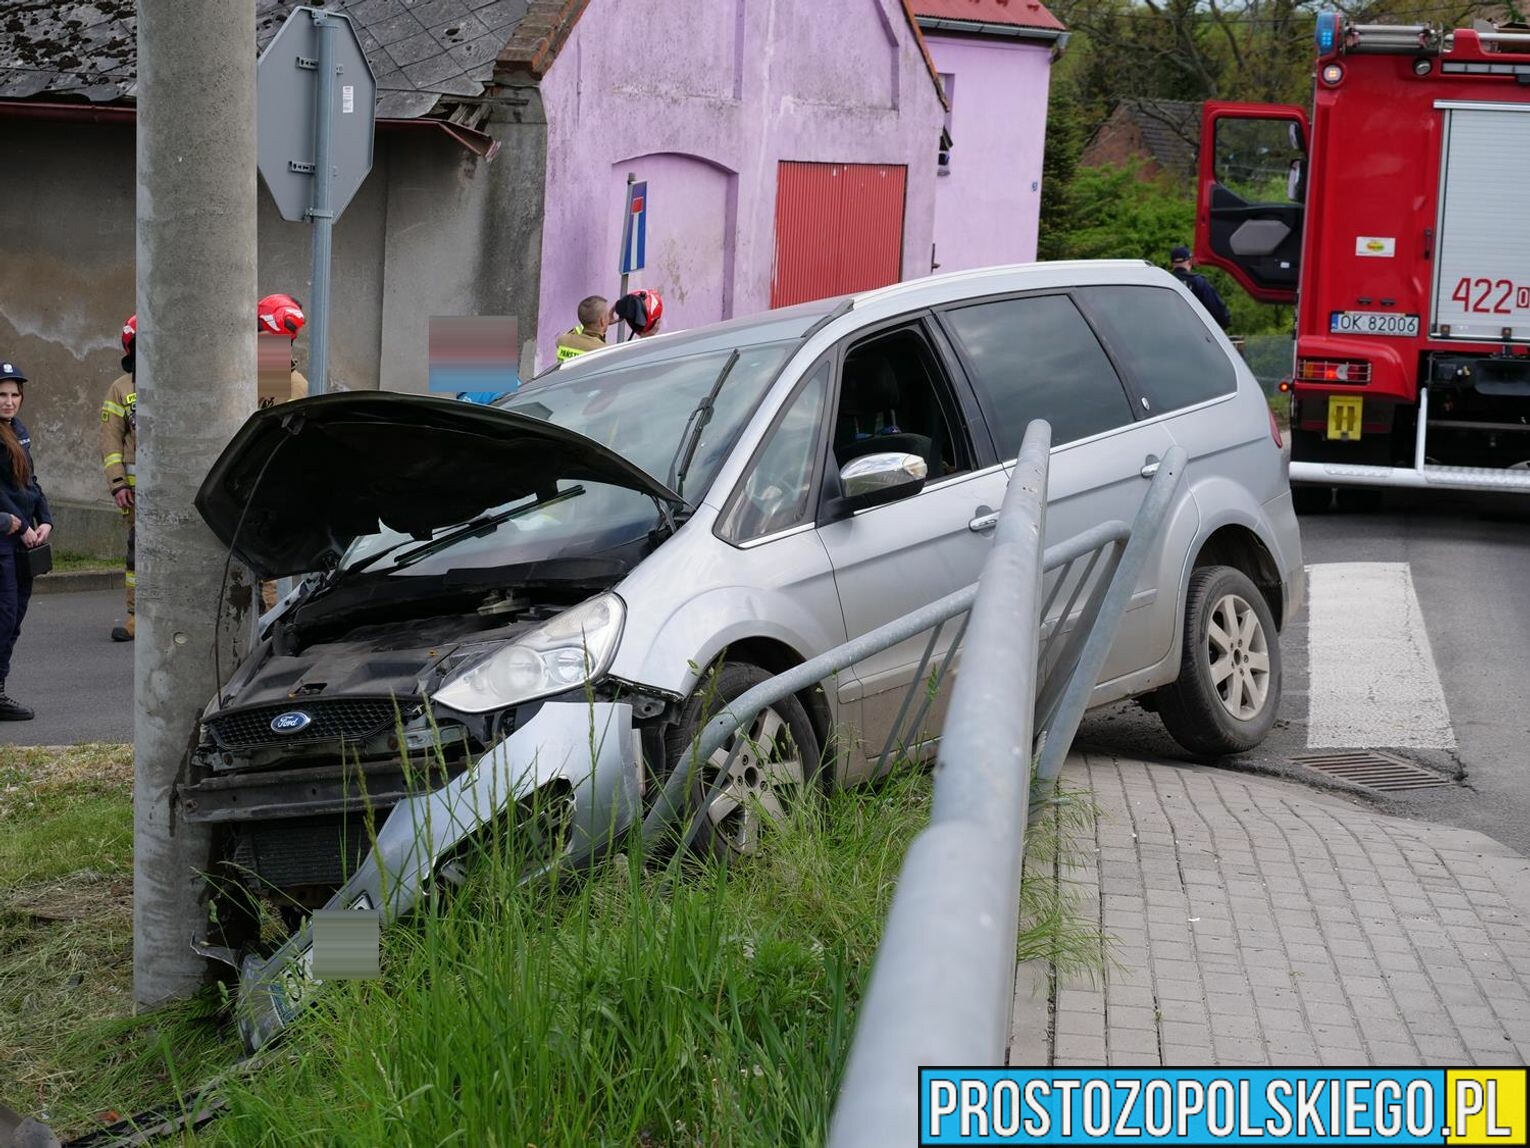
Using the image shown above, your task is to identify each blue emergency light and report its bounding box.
[1315,10,1340,53]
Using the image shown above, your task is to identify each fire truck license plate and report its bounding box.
[1327,395,1363,441]
[1330,311,1420,337]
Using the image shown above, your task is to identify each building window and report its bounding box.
[938,73,955,175]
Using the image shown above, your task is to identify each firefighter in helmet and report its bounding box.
[257,294,310,612]
[258,292,310,406]
[100,315,137,642]
[611,289,664,339]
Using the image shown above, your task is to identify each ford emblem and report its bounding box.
[270,710,313,734]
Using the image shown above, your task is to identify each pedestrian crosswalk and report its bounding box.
[1305,561,1457,750]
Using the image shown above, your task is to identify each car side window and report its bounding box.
[717,363,830,544]
[1075,285,1238,415]
[940,294,1134,456]
[831,324,973,483]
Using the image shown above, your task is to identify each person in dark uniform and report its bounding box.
[1169,245,1232,331]
[0,360,53,720]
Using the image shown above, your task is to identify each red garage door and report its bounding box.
[771,161,908,308]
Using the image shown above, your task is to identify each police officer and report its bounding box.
[99,315,137,642]
[1169,246,1232,331]
[0,360,51,720]
[555,295,613,361]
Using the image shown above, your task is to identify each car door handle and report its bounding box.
[969,507,1000,533]
[1140,456,1161,478]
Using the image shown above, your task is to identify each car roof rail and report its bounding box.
[800,297,854,342]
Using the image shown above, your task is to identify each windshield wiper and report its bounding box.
[342,486,587,577]
[666,348,741,501]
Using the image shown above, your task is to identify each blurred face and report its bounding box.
[0,381,21,420]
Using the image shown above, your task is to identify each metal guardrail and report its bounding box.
[639,420,1187,1146]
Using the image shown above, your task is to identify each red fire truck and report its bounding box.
[1195,14,1530,511]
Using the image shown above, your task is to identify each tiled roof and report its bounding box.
[0,0,539,119]
[910,0,1064,33]
[1119,98,1200,176]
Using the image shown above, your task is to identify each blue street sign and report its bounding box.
[620,180,647,276]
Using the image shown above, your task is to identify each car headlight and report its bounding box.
[432,593,625,714]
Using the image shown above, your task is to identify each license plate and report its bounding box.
[1327,395,1363,441]
[1330,311,1420,337]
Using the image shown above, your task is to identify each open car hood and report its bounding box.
[195,392,684,579]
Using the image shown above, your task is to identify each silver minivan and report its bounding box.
[190,260,1303,933]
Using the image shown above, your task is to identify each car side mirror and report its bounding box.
[823,452,928,522]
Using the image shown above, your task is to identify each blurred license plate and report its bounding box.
[1330,311,1420,337]
[1327,395,1363,440]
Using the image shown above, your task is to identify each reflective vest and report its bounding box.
[555,325,607,362]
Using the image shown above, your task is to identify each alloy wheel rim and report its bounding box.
[701,706,804,855]
[1206,593,1270,721]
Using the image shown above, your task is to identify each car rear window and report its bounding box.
[940,293,1135,456]
[1075,285,1237,415]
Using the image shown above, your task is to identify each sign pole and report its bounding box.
[618,170,634,343]
[307,10,336,393]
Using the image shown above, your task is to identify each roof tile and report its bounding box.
[386,28,446,67]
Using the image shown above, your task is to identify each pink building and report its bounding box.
[532,0,955,368]
[532,0,1062,368]
[912,0,1068,275]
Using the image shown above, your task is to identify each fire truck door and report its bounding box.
[1196,102,1309,304]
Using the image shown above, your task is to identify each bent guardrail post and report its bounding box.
[1031,445,1188,800]
[826,420,1052,1148]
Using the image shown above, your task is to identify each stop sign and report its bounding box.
[257,7,376,223]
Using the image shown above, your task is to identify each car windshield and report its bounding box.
[337,341,794,577]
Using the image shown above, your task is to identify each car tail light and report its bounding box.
[1296,358,1372,384]
[1268,405,1283,448]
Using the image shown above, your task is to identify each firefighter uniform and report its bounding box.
[555,326,607,361]
[258,369,309,408]
[99,372,137,637]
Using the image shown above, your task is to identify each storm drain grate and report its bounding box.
[1291,750,1451,793]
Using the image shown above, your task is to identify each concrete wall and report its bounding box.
[0,108,546,549]
[533,0,947,369]
[924,34,1051,274]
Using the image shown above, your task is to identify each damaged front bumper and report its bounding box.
[229,699,642,1052]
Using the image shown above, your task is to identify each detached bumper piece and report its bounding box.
[232,701,640,1052]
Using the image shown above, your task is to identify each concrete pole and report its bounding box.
[134,0,258,1007]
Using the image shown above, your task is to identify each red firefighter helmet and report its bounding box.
[258,293,306,338]
[121,314,137,353]
[613,288,664,336]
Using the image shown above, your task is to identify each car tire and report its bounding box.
[663,662,823,863]
[1291,485,1332,514]
[1155,566,1282,758]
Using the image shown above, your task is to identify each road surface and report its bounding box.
[1079,486,1530,855]
[1,589,133,746]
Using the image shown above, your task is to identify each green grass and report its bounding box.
[1,745,1105,1145]
[206,769,1103,1147]
[0,744,244,1136]
[52,552,122,574]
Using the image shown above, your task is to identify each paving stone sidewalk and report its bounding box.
[1010,753,1530,1067]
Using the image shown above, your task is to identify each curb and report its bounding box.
[32,570,124,596]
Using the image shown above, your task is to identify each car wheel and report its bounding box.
[664,662,822,862]
[1155,566,1282,757]
[1291,485,1332,514]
